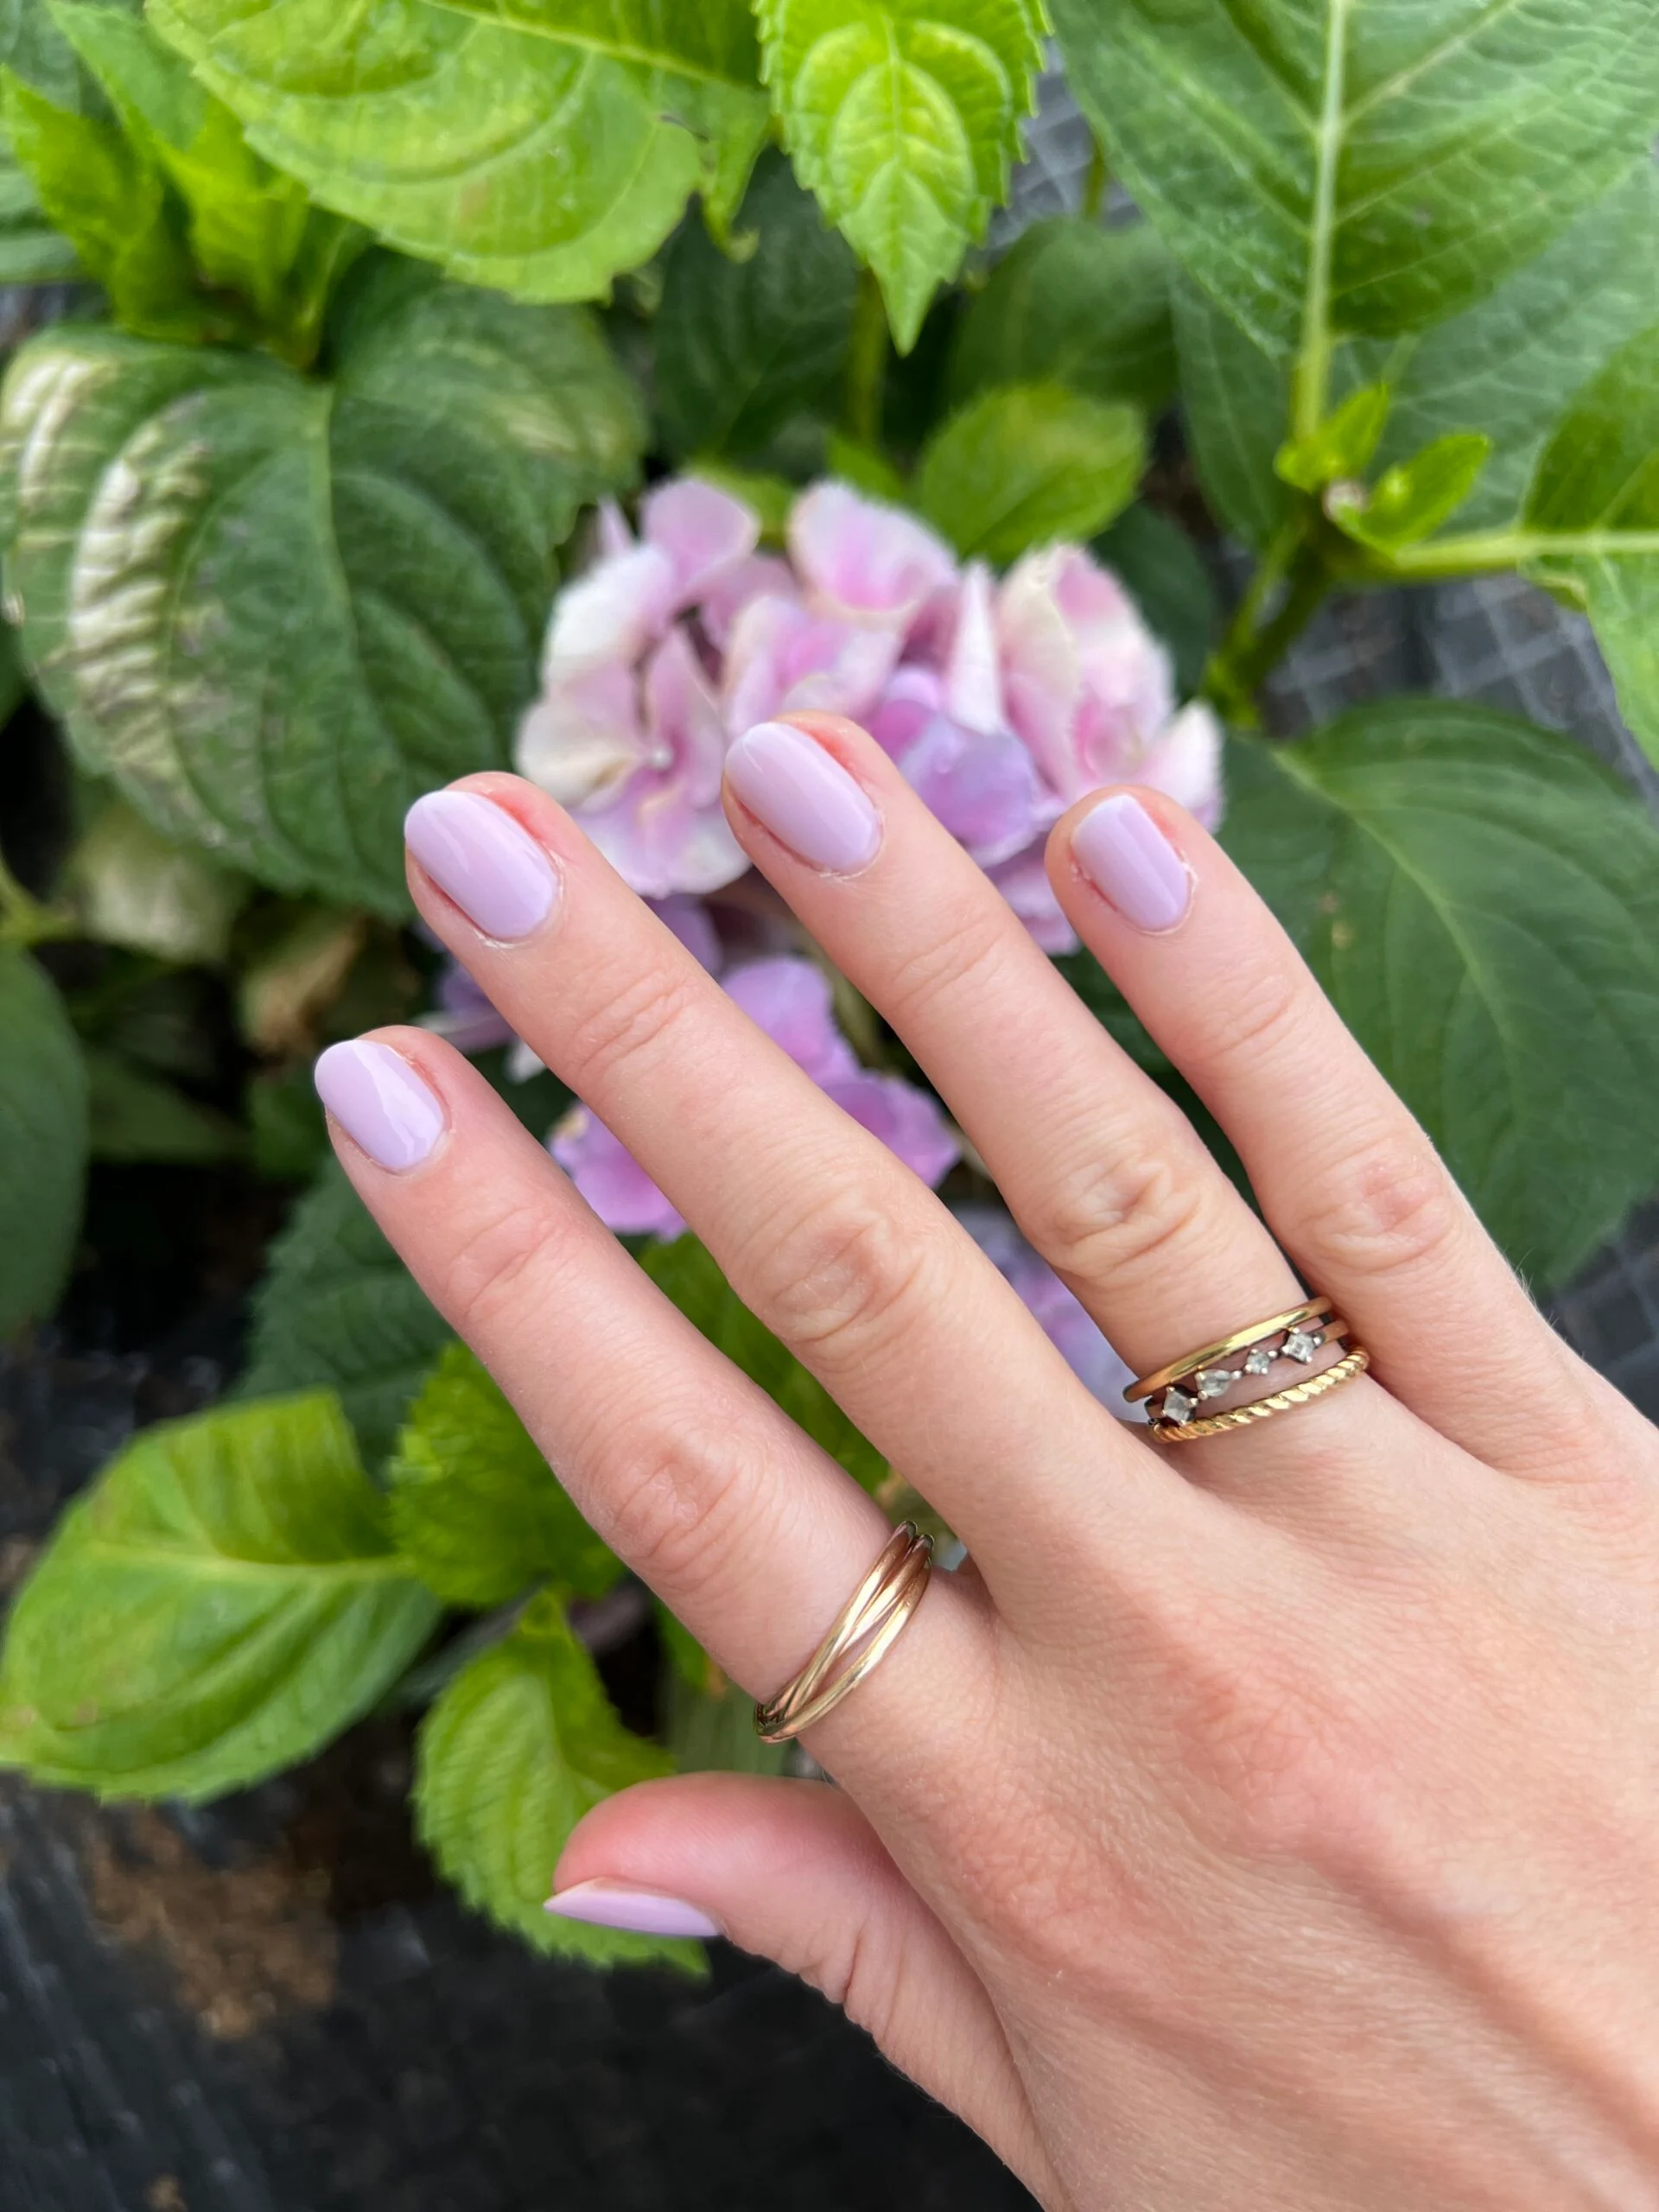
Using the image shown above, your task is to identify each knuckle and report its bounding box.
[562,960,700,1096]
[588,1400,759,1598]
[1207,962,1307,1071]
[880,900,1016,1028]
[442,1198,553,1344]
[1297,1135,1464,1281]
[733,1188,941,1370]
[799,1913,901,2048]
[1021,1145,1210,1290]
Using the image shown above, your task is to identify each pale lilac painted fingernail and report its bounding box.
[725,721,881,873]
[545,1880,721,1940]
[404,789,558,941]
[314,1039,444,1171]
[1071,793,1193,931]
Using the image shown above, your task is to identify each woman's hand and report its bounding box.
[316,713,1659,2210]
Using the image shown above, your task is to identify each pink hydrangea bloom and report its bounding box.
[550,956,959,1236]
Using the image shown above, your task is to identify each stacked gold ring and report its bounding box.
[1126,1296,1369,1444]
[755,1522,932,1743]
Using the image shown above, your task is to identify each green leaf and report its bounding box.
[640,1235,887,1494]
[0,946,86,1338]
[70,796,245,966]
[0,1391,441,1798]
[414,1590,701,1970]
[1093,505,1217,700]
[0,272,602,906]
[389,1342,622,1611]
[655,149,858,462]
[1518,324,1659,769]
[662,1665,787,1778]
[0,122,75,279]
[1274,382,1389,494]
[1221,705,1659,1283]
[1328,432,1490,551]
[1173,277,1295,550]
[948,217,1175,416]
[238,1160,450,1464]
[759,0,1043,353]
[148,0,770,304]
[917,381,1145,565]
[823,432,906,505]
[0,0,85,104]
[84,1045,241,1163]
[1051,0,1659,359]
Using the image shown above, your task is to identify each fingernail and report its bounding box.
[405,789,558,941]
[1071,793,1193,931]
[544,1880,721,1941]
[725,721,881,873]
[314,1039,444,1172]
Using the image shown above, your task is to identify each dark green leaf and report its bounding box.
[1093,505,1218,702]
[1052,0,1659,356]
[759,0,1042,352]
[917,381,1145,564]
[84,1045,241,1163]
[1173,278,1294,550]
[950,217,1174,416]
[238,1159,450,1463]
[1221,707,1659,1283]
[1329,432,1490,551]
[415,1590,702,1969]
[641,1236,887,1494]
[389,1341,622,1610]
[1521,323,1659,769]
[662,1665,786,1777]
[0,1391,441,1798]
[149,0,770,303]
[0,946,86,1338]
[655,149,857,461]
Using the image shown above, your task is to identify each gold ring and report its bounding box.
[755,1522,932,1743]
[1126,1295,1367,1440]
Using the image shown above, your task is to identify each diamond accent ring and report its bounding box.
[1125,1296,1363,1439]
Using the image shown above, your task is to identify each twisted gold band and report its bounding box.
[754,1522,932,1744]
[1150,1348,1371,1443]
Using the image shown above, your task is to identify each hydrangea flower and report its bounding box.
[550,955,959,1236]
[957,1205,1137,1413]
[515,475,1222,951]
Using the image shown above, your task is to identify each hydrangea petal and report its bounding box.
[823,1070,960,1188]
[516,663,645,808]
[957,1205,1134,1408]
[642,478,760,611]
[650,893,725,974]
[984,842,1078,954]
[788,482,957,629]
[943,561,1006,737]
[722,957,858,1083]
[1138,702,1226,830]
[722,594,899,734]
[543,543,676,677]
[701,553,797,651]
[896,713,1060,868]
[550,1105,684,1239]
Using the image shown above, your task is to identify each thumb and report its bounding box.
[549,1770,1046,2190]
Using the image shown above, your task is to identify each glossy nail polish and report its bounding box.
[404,789,559,941]
[314,1039,444,1171]
[725,720,881,873]
[1071,792,1193,931]
[544,1880,722,1940]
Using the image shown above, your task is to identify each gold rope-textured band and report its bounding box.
[754,1522,932,1744]
[1151,1348,1371,1443]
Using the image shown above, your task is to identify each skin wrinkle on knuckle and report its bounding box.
[1021,1141,1212,1292]
[578,1399,767,1598]
[1200,959,1309,1076]
[728,1181,944,1370]
[1294,1136,1465,1281]
[439,1195,559,1345]
[878,896,1020,1032]
[559,956,704,1103]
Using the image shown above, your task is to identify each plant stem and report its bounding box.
[0,842,71,949]
[844,269,888,449]
[1291,0,1353,442]
[1082,135,1109,222]
[1381,527,1659,579]
[1204,524,1332,722]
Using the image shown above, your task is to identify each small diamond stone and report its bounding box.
[1282,1327,1322,1363]
[1197,1367,1238,1399]
[1162,1386,1196,1424]
[1243,1344,1275,1376]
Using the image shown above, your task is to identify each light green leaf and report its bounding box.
[0,122,75,279]
[0,1391,441,1798]
[148,0,770,304]
[85,1045,241,1163]
[389,1342,622,1611]
[917,381,1145,564]
[641,1235,887,1494]
[0,946,86,1338]
[1093,505,1217,700]
[1329,431,1490,551]
[1516,324,1659,770]
[656,149,858,462]
[415,1591,701,1969]
[70,795,245,965]
[948,217,1175,415]
[759,0,1043,353]
[1221,706,1659,1283]
[0,276,589,906]
[1051,0,1659,361]
[238,1160,450,1464]
[1274,382,1389,494]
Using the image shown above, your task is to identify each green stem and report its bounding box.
[1291,0,1353,442]
[844,269,888,449]
[1204,526,1332,721]
[1081,135,1109,222]
[1381,527,1659,579]
[0,842,72,949]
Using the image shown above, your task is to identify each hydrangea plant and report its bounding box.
[3,0,1659,1967]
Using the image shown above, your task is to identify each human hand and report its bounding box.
[316,713,1659,2210]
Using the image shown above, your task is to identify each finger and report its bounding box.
[720,713,1305,1393]
[1046,785,1594,1473]
[315,1027,990,1783]
[398,774,1177,1599]
[549,1770,1053,2198]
